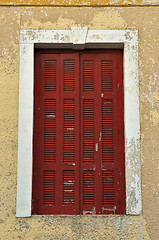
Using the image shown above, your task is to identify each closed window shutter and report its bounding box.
[33,50,125,215]
[59,54,80,214]
[101,56,120,214]
[33,53,80,214]
[80,52,125,214]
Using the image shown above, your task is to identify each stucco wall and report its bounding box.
[0,6,159,240]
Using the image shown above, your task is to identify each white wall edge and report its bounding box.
[17,28,141,217]
[16,43,34,217]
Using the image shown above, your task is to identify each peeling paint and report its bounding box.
[151,109,159,126]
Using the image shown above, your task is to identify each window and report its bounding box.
[32,49,125,214]
[16,29,141,217]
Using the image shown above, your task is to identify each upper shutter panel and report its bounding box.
[83,60,94,92]
[64,60,75,91]
[45,60,56,91]
[101,60,113,93]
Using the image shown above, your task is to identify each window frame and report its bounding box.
[16,28,141,217]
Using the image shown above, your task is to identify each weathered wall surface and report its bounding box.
[0,0,159,5]
[0,6,159,240]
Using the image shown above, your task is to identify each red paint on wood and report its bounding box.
[33,49,125,215]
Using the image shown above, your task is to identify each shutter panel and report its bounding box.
[101,60,116,213]
[59,54,80,214]
[33,54,60,214]
[100,53,125,214]
[43,170,55,205]
[80,55,101,214]
[33,53,79,214]
[80,51,125,214]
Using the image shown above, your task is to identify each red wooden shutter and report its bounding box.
[58,54,80,214]
[33,50,125,215]
[80,51,125,214]
[33,52,80,214]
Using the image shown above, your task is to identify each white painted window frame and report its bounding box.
[16,28,142,217]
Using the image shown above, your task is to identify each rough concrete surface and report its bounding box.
[0,5,159,240]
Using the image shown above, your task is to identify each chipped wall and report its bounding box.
[0,0,159,5]
[0,5,159,240]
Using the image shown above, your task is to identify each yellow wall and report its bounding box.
[0,0,159,5]
[0,5,159,240]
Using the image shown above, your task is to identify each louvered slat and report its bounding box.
[45,60,56,91]
[83,60,94,92]
[83,99,94,162]
[83,170,95,205]
[63,99,75,163]
[44,99,56,162]
[43,170,55,205]
[102,99,114,163]
[64,60,75,91]
[101,60,113,92]
[102,171,114,205]
[63,170,74,204]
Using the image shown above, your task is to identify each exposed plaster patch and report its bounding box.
[126,138,141,214]
[89,11,126,29]
[151,110,159,126]
[151,94,159,102]
[21,17,76,30]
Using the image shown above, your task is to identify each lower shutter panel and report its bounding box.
[43,170,55,205]
[63,170,75,205]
